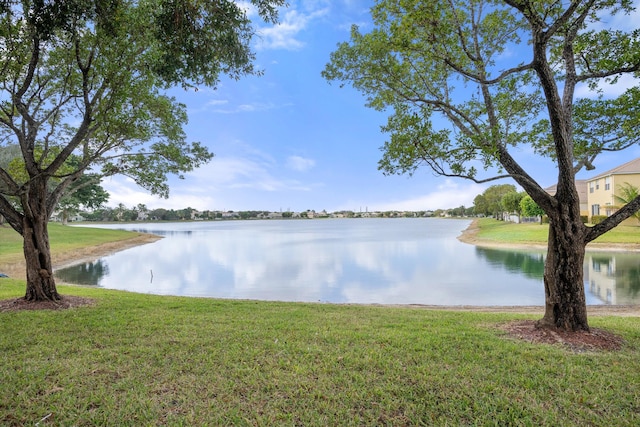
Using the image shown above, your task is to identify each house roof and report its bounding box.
[588,157,640,181]
[545,180,588,202]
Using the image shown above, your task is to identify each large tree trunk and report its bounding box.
[22,183,60,302]
[538,206,589,331]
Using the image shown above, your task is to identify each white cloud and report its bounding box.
[101,177,218,211]
[199,100,292,114]
[256,7,329,50]
[183,152,317,193]
[589,1,640,32]
[286,155,315,172]
[194,157,272,188]
[206,99,229,106]
[368,180,485,211]
[235,1,256,16]
[210,101,276,114]
[575,73,640,99]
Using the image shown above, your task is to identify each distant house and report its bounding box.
[222,211,239,219]
[586,157,640,224]
[51,210,85,223]
[542,157,640,224]
[545,180,589,217]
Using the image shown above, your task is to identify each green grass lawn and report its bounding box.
[1,280,639,426]
[0,223,149,265]
[2,221,640,425]
[475,217,640,244]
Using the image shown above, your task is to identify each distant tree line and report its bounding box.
[81,204,217,222]
[56,184,546,223]
[69,205,481,222]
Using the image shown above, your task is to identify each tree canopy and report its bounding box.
[0,0,285,301]
[0,0,286,232]
[324,0,640,331]
[520,194,545,220]
[501,191,524,217]
[473,184,516,218]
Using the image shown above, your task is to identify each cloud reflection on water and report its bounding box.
[57,219,618,305]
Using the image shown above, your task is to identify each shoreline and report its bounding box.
[372,303,639,317]
[3,223,638,316]
[457,218,640,252]
[52,232,163,272]
[0,232,162,280]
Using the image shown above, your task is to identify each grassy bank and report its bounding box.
[0,223,148,266]
[1,281,639,426]
[0,223,159,281]
[474,217,640,245]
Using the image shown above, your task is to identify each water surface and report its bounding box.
[57,218,640,305]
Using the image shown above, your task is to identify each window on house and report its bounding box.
[592,204,600,216]
[596,179,600,190]
[589,182,594,193]
[605,176,611,191]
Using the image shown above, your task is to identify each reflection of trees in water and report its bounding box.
[116,229,190,237]
[477,248,640,303]
[55,260,109,286]
[475,247,545,280]
[624,267,640,297]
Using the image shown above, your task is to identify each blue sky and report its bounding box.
[102,0,640,213]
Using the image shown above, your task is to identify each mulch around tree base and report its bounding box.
[501,320,625,352]
[0,295,95,312]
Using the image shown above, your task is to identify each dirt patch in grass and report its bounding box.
[0,232,161,279]
[500,320,625,352]
[0,295,95,312]
[52,233,162,271]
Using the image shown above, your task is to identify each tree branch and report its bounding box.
[0,167,20,195]
[576,64,640,82]
[585,195,640,242]
[0,194,23,234]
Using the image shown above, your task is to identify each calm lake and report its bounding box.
[57,218,640,306]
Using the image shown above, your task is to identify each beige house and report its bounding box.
[542,157,640,224]
[586,157,640,224]
[545,180,589,217]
